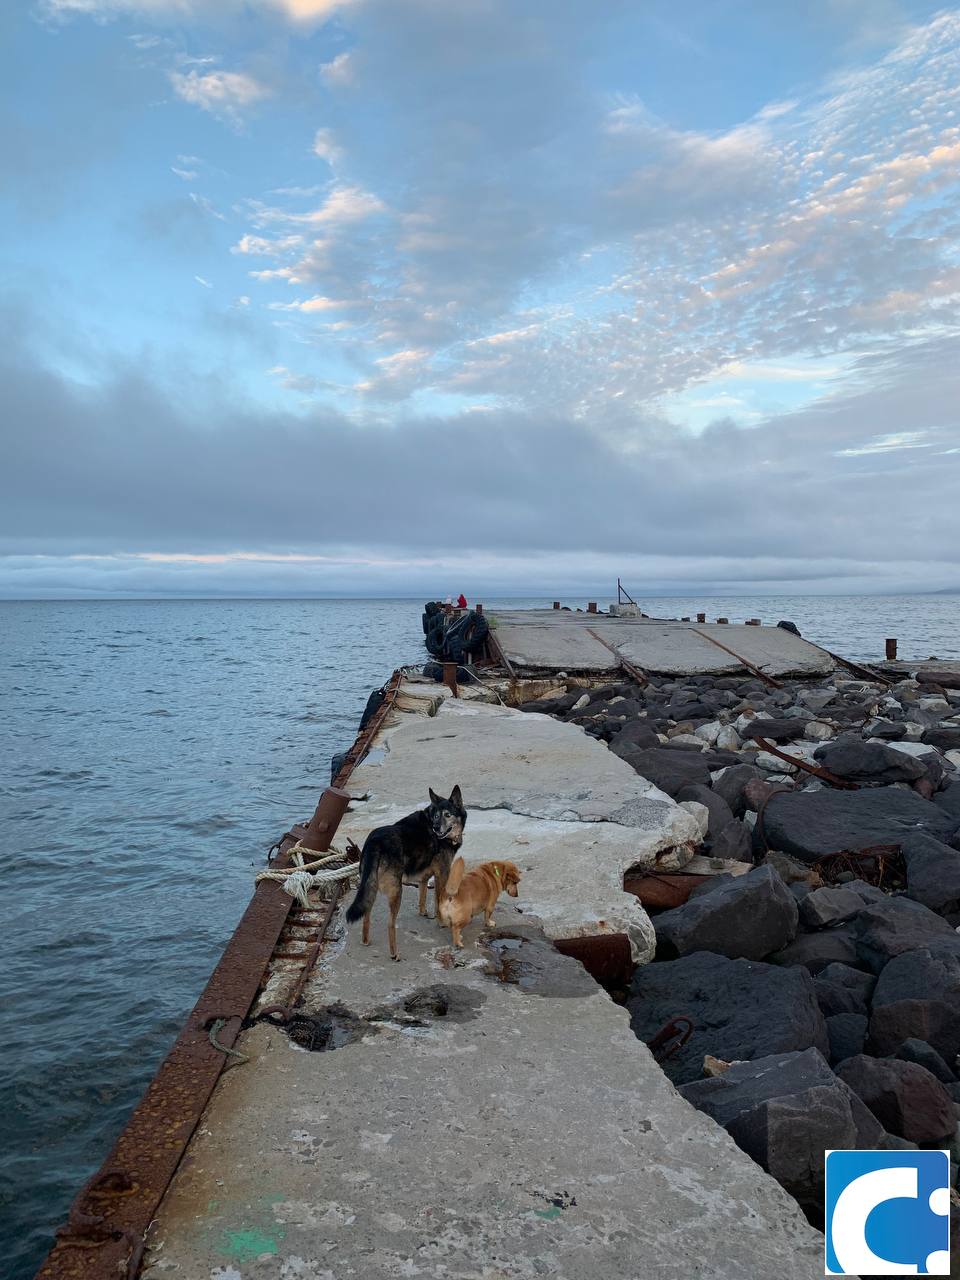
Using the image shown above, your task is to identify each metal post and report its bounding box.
[301,787,352,853]
[587,602,597,614]
[696,612,706,624]
[716,617,728,624]
[475,602,483,615]
[553,601,561,610]
[885,638,898,661]
[747,618,761,626]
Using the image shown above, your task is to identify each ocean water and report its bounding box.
[2,592,958,1279]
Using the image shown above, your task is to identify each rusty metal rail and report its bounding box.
[35,670,406,1280]
[586,626,649,687]
[690,627,783,689]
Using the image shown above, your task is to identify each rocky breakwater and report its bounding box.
[522,663,960,1239]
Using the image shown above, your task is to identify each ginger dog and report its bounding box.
[439,857,521,948]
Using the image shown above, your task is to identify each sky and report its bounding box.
[2,0,959,599]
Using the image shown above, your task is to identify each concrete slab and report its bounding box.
[337,689,702,962]
[146,905,829,1280]
[489,613,836,679]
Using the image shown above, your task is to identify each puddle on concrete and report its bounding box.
[284,1003,371,1053]
[369,983,485,1027]
[482,930,598,998]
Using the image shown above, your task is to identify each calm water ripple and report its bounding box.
[1,593,958,1278]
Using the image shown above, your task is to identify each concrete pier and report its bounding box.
[491,611,836,679]
[144,675,829,1278]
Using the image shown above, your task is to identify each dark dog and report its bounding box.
[345,785,466,960]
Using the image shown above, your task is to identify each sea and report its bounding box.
[2,593,959,1279]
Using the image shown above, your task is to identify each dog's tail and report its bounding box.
[345,842,377,924]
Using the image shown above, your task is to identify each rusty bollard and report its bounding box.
[886,638,898,661]
[301,787,352,853]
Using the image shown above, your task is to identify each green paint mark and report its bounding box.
[533,1206,562,1221]
[219,1227,282,1261]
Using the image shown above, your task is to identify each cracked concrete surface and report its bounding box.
[146,907,829,1280]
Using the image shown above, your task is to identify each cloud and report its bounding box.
[312,127,342,166]
[170,68,269,123]
[43,0,357,24]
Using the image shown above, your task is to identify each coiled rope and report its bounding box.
[256,844,359,906]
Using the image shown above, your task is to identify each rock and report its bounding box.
[835,1054,955,1144]
[900,831,960,916]
[710,764,763,818]
[763,850,821,886]
[863,719,908,741]
[678,1048,885,1218]
[799,885,866,929]
[815,964,875,1018]
[744,777,791,812]
[715,725,742,751]
[675,784,737,837]
[826,1013,868,1064]
[665,734,709,750]
[923,726,960,752]
[755,750,796,773]
[626,951,828,1086]
[708,820,753,862]
[676,800,709,842]
[892,1038,957,1084]
[803,720,834,742]
[753,785,958,863]
[621,747,712,797]
[812,737,926,784]
[934,782,960,822]
[653,866,799,961]
[851,895,960,973]
[918,671,960,690]
[742,718,808,744]
[609,722,661,756]
[767,927,864,975]
[868,942,960,1060]
[777,620,801,636]
[693,720,722,746]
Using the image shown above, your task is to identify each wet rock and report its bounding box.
[767,926,864,975]
[869,942,960,1060]
[799,885,866,929]
[812,737,926,785]
[622,747,713,797]
[900,831,960,916]
[653,865,799,961]
[826,1013,868,1064]
[678,1048,885,1218]
[835,1054,955,1144]
[626,951,828,1086]
[752,785,957,863]
[892,1037,957,1084]
[851,895,960,973]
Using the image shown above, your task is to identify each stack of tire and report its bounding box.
[422,601,489,664]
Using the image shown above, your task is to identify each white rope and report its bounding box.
[256,844,360,906]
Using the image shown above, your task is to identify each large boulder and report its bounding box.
[678,1048,888,1219]
[799,885,866,929]
[825,1013,868,1064]
[834,1054,955,1144]
[653,866,798,961]
[850,896,960,973]
[900,831,960,916]
[712,763,763,818]
[814,962,876,1018]
[621,747,712,797]
[812,737,926,785]
[923,726,960,752]
[918,671,960,690]
[868,942,960,1061]
[767,927,864,975]
[892,1038,957,1084]
[742,718,808,744]
[753,786,957,863]
[934,782,960,822]
[708,820,753,862]
[674,783,737,837]
[609,720,661,755]
[626,951,828,1085]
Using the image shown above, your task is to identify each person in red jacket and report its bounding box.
[456,593,468,609]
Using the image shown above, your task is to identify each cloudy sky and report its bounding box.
[2,0,959,598]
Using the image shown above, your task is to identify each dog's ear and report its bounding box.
[429,787,441,805]
[449,784,463,808]
[446,855,466,897]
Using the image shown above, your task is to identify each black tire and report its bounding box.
[359,688,385,731]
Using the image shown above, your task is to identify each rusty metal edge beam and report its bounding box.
[585,626,649,687]
[689,627,783,689]
[34,670,406,1280]
[817,645,895,687]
